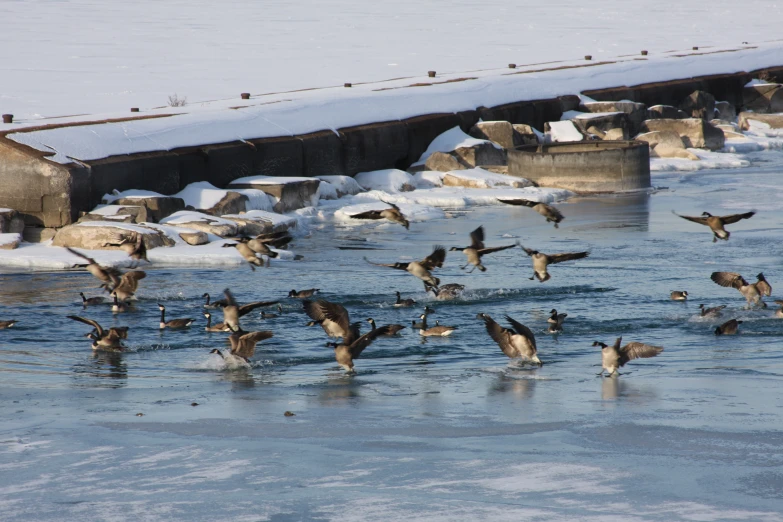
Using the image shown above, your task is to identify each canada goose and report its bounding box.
[0,320,17,329]
[547,309,567,333]
[203,312,229,332]
[220,288,279,331]
[366,318,405,336]
[303,299,359,339]
[520,246,589,282]
[411,307,434,329]
[80,292,105,307]
[222,242,263,270]
[202,293,228,309]
[260,304,284,319]
[253,231,294,249]
[327,324,394,372]
[393,291,416,307]
[699,304,727,317]
[428,283,465,300]
[673,210,755,242]
[419,320,457,337]
[289,289,319,298]
[671,291,688,301]
[111,293,128,313]
[449,226,517,273]
[157,304,193,329]
[103,232,148,264]
[593,337,664,376]
[715,319,742,335]
[210,326,273,364]
[238,236,279,258]
[365,245,446,292]
[67,315,127,351]
[710,272,770,308]
[110,270,147,301]
[478,313,540,363]
[66,247,123,288]
[497,198,564,228]
[349,200,410,229]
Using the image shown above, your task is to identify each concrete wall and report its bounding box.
[508,141,651,193]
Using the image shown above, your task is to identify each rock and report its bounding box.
[602,128,626,140]
[78,213,135,224]
[202,191,248,217]
[0,208,26,234]
[639,118,724,150]
[452,143,507,167]
[714,101,737,121]
[52,222,175,250]
[586,126,606,139]
[635,130,686,150]
[0,233,21,250]
[160,211,239,237]
[647,105,689,120]
[424,151,468,172]
[580,101,646,135]
[679,90,716,120]
[512,124,540,146]
[721,130,746,140]
[650,145,699,160]
[228,176,320,213]
[316,175,364,197]
[109,196,185,223]
[222,210,297,235]
[178,231,209,245]
[737,112,783,130]
[442,168,533,189]
[22,227,57,243]
[569,111,629,139]
[469,121,516,149]
[544,120,587,142]
[742,83,783,113]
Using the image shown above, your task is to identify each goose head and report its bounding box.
[592,341,608,349]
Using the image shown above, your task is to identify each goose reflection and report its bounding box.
[71,351,127,388]
[489,373,536,400]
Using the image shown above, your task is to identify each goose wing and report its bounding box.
[520,245,537,257]
[540,203,564,221]
[121,270,147,288]
[349,210,385,220]
[349,325,393,358]
[303,300,351,336]
[231,331,274,359]
[504,315,537,350]
[381,200,402,213]
[363,257,410,271]
[469,226,485,250]
[131,232,148,260]
[238,300,280,317]
[711,272,747,289]
[65,247,98,265]
[478,243,518,255]
[420,246,446,270]
[719,211,755,225]
[67,315,104,337]
[481,314,516,356]
[546,251,589,265]
[619,342,664,366]
[497,198,536,208]
[756,275,772,297]
[672,211,710,225]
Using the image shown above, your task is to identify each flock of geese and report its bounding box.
[0,198,775,376]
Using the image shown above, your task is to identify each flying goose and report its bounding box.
[289,289,319,298]
[670,291,688,301]
[202,293,229,309]
[222,242,264,270]
[157,304,193,329]
[775,300,783,318]
[303,299,359,339]
[365,245,446,292]
[449,226,518,273]
[497,198,564,228]
[252,231,294,249]
[419,320,457,337]
[67,315,127,351]
[80,292,105,307]
[699,304,727,317]
[478,313,540,362]
[327,324,394,372]
[103,232,148,264]
[349,200,410,229]
[520,246,589,282]
[393,291,416,308]
[237,236,279,259]
[715,319,742,335]
[261,304,284,319]
[428,283,465,300]
[366,318,405,336]
[220,288,279,331]
[710,272,770,308]
[210,326,274,364]
[111,293,128,313]
[203,312,230,332]
[110,270,147,301]
[547,309,567,333]
[592,337,663,376]
[0,320,17,329]
[673,210,755,242]
[66,247,123,288]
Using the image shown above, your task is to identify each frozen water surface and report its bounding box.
[2,160,783,520]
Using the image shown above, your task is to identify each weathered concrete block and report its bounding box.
[300,130,345,177]
[340,121,409,175]
[443,169,532,189]
[0,208,25,233]
[160,212,239,237]
[647,105,689,120]
[22,227,56,243]
[452,143,507,167]
[714,101,736,121]
[424,151,468,172]
[194,142,256,187]
[639,118,724,150]
[531,99,563,130]
[79,205,149,224]
[402,113,461,167]
[602,128,626,141]
[737,112,783,130]
[580,101,646,135]
[201,191,248,216]
[179,231,209,245]
[570,112,630,139]
[635,130,685,150]
[586,126,606,139]
[455,109,481,133]
[52,223,174,250]
[559,95,581,113]
[228,176,320,213]
[0,233,21,250]
[250,136,305,179]
[469,121,516,149]
[742,83,783,113]
[88,153,181,203]
[110,196,185,223]
[651,144,699,160]
[512,124,540,146]
[679,90,716,120]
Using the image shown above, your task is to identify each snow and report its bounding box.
[316,176,364,196]
[442,168,533,188]
[102,189,166,203]
[651,149,751,172]
[414,126,500,166]
[223,210,297,228]
[173,181,233,210]
[412,171,447,188]
[561,110,624,121]
[354,169,414,192]
[334,201,445,225]
[234,189,276,211]
[547,121,584,142]
[0,233,21,247]
[159,211,237,226]
[228,176,315,186]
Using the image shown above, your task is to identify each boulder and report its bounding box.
[78,213,135,224]
[22,227,56,243]
[452,143,507,167]
[639,118,724,150]
[586,126,606,139]
[679,90,715,120]
[316,176,364,197]
[650,145,699,160]
[228,176,320,213]
[160,211,239,237]
[580,101,646,135]
[52,223,174,250]
[108,196,185,223]
[442,168,533,189]
[0,233,21,250]
[201,191,248,216]
[635,130,686,150]
[223,210,297,235]
[424,151,468,172]
[737,112,783,130]
[569,111,629,139]
[602,128,626,141]
[647,105,689,120]
[544,120,587,142]
[78,204,148,224]
[742,83,783,113]
[714,101,736,121]
[512,124,540,146]
[0,208,26,234]
[178,231,209,246]
[469,121,516,149]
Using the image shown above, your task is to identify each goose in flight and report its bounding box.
[478,313,540,363]
[497,198,564,228]
[365,245,446,291]
[520,246,589,282]
[450,226,517,273]
[710,272,770,308]
[592,337,663,376]
[349,201,409,229]
[673,210,755,242]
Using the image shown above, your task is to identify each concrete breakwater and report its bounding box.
[1,61,782,232]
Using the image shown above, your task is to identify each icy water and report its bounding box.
[2,164,783,520]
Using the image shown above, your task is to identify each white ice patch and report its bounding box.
[650,149,750,172]
[442,167,533,188]
[353,169,414,193]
